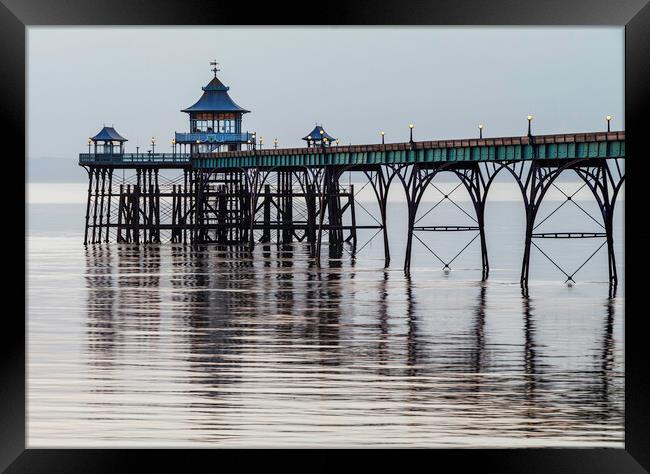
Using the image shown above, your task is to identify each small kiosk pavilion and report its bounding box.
[89,126,127,155]
[302,125,336,148]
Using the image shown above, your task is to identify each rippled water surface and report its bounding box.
[27,199,624,447]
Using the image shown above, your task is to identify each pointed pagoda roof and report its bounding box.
[91,126,127,142]
[181,74,250,114]
[302,125,336,142]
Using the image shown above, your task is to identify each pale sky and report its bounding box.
[27,27,623,163]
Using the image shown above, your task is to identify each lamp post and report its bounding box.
[251,133,256,151]
[195,139,200,155]
[323,137,329,148]
[259,136,264,150]
[151,137,156,154]
[87,138,92,154]
[247,139,252,151]
[380,131,385,145]
[171,138,176,156]
[527,115,533,136]
[273,138,278,149]
[478,123,484,139]
[606,115,612,132]
[335,138,340,146]
[409,124,414,143]
[307,135,312,148]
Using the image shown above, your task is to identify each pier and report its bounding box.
[79,66,625,295]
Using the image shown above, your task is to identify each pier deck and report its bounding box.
[79,131,625,169]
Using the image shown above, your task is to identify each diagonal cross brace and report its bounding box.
[534,182,604,231]
[413,231,480,271]
[531,239,608,284]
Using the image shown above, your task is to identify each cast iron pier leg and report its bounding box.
[83,167,93,246]
[260,184,271,243]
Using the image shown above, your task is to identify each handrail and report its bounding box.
[79,153,192,164]
[174,132,253,143]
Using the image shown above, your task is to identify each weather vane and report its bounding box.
[210,60,220,77]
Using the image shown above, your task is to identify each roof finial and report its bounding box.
[210,59,220,77]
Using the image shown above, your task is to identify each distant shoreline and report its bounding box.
[26,181,624,206]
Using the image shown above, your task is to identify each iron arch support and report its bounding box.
[361,164,400,267]
[572,163,625,290]
[519,158,610,293]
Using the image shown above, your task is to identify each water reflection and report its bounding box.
[84,245,116,365]
[601,299,616,398]
[73,243,625,446]
[405,276,418,378]
[376,272,390,377]
[472,285,487,375]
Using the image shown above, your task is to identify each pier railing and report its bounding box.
[174,132,253,143]
[79,153,192,166]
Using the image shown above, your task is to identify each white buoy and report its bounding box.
[567,281,574,287]
[443,268,450,275]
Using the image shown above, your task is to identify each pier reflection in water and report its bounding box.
[28,240,623,447]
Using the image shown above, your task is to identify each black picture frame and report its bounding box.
[4,0,649,470]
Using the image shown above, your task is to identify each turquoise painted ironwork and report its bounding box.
[191,132,625,170]
[79,131,624,168]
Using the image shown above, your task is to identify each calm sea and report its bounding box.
[26,182,624,447]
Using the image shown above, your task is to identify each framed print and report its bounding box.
[4,0,650,470]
